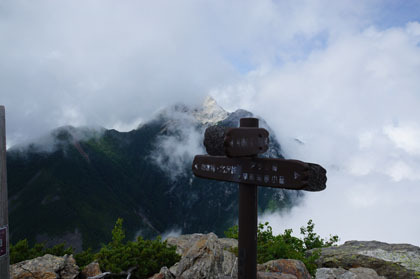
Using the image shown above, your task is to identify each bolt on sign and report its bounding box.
[192,118,327,279]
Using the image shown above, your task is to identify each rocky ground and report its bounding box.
[9,234,420,279]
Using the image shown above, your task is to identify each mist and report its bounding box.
[8,125,105,154]
[150,107,205,180]
[214,22,420,246]
[2,0,420,246]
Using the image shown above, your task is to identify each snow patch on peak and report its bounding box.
[193,96,229,124]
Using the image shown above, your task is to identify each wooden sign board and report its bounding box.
[192,155,326,191]
[224,128,269,157]
[203,126,269,157]
[193,117,327,279]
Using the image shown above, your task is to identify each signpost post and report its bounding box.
[192,117,326,279]
[0,106,9,278]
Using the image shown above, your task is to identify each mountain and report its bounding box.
[7,97,303,251]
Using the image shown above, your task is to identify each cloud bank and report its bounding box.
[150,108,205,180]
[2,0,420,245]
[214,21,420,245]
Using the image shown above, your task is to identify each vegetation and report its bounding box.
[11,217,337,277]
[10,239,74,264]
[95,218,180,278]
[10,218,180,279]
[225,219,339,276]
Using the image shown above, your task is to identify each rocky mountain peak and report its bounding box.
[192,96,229,124]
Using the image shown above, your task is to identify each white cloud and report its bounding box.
[110,117,144,132]
[387,160,420,182]
[0,0,389,144]
[2,0,420,246]
[384,124,420,155]
[215,21,420,246]
[150,108,205,180]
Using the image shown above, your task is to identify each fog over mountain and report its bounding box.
[7,99,301,250]
[1,0,420,246]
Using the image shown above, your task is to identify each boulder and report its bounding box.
[79,261,102,279]
[258,259,311,279]
[60,255,79,279]
[164,233,311,279]
[308,240,420,279]
[10,254,79,279]
[257,272,298,279]
[316,267,387,279]
[149,266,176,279]
[166,233,238,279]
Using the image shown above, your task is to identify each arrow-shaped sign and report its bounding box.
[192,155,326,191]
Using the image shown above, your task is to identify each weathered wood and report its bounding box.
[0,106,10,278]
[238,117,258,279]
[224,127,269,157]
[203,125,227,156]
[192,156,327,191]
[203,125,269,157]
[194,117,327,279]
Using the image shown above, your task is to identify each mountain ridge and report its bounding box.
[7,100,302,251]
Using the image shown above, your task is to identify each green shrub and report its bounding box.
[95,218,181,278]
[74,248,95,269]
[224,219,339,276]
[10,239,74,264]
[10,218,180,278]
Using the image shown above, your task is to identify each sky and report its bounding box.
[1,0,420,246]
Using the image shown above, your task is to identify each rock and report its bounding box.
[167,233,311,279]
[308,240,420,279]
[166,233,238,279]
[80,261,102,279]
[149,266,176,279]
[257,272,297,279]
[10,254,79,279]
[60,255,79,279]
[316,267,386,279]
[350,267,387,279]
[257,259,311,279]
[316,267,347,279]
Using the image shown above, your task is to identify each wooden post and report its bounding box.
[193,117,327,279]
[238,118,258,279]
[0,106,10,278]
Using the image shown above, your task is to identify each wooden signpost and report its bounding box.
[192,118,326,279]
[0,106,9,278]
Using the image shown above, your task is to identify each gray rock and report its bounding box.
[10,254,79,279]
[60,255,79,279]
[167,233,311,279]
[309,240,420,279]
[316,267,348,279]
[149,266,176,279]
[322,240,420,272]
[167,233,238,279]
[350,267,386,278]
[257,272,297,279]
[258,259,311,279]
[316,267,386,279]
[79,261,102,279]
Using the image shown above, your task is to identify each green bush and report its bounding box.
[74,248,95,269]
[10,239,74,264]
[95,218,181,278]
[10,218,180,278]
[224,219,339,276]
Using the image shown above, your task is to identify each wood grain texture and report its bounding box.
[0,106,10,278]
